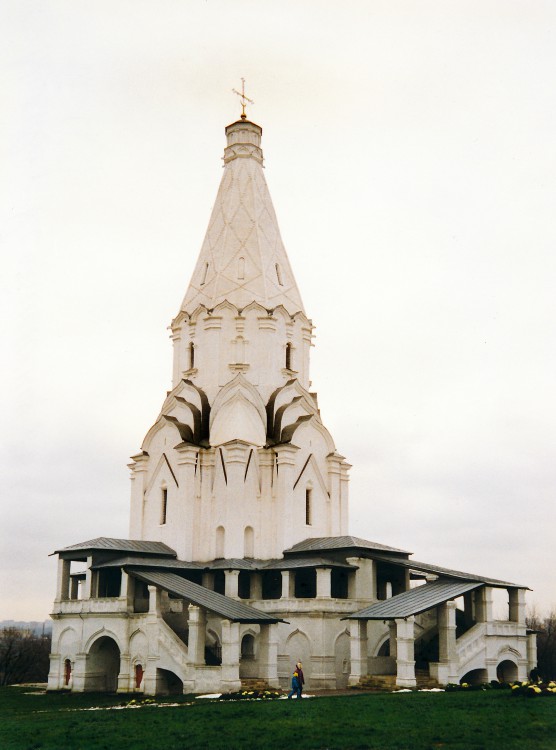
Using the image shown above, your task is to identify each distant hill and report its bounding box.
[0,620,52,636]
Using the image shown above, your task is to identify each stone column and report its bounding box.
[475,586,493,622]
[148,585,161,615]
[438,602,457,662]
[175,444,200,560]
[225,570,240,599]
[273,444,300,552]
[346,558,376,601]
[143,656,159,696]
[83,556,94,599]
[434,601,459,684]
[55,558,71,601]
[326,453,343,534]
[220,619,241,692]
[47,653,61,691]
[187,605,206,665]
[281,571,294,599]
[202,571,214,590]
[527,632,538,674]
[395,617,416,687]
[120,571,131,608]
[128,452,149,539]
[509,588,526,625]
[316,568,332,598]
[258,624,280,687]
[250,573,263,600]
[71,653,88,693]
[348,620,368,686]
[117,654,131,693]
[388,621,398,659]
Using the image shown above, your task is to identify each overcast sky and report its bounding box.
[1,1,555,621]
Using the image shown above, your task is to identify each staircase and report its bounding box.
[354,670,439,692]
[240,678,273,692]
[415,669,440,689]
[355,675,397,691]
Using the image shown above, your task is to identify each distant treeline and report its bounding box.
[0,627,51,686]
[0,621,52,636]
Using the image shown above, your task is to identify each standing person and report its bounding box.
[296,661,305,697]
[287,665,301,699]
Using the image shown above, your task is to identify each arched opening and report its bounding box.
[238,257,245,279]
[285,342,292,370]
[189,342,195,369]
[497,659,518,683]
[156,668,183,695]
[305,487,312,526]
[460,668,488,686]
[244,526,254,558]
[377,639,390,657]
[205,631,222,666]
[334,632,351,689]
[215,526,225,558]
[160,485,168,525]
[86,636,121,692]
[64,659,72,686]
[134,663,144,689]
[285,631,311,688]
[241,634,255,659]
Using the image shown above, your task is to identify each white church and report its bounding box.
[47,105,536,695]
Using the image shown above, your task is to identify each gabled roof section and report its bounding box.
[283,536,410,556]
[53,538,177,558]
[345,580,483,620]
[132,570,285,624]
[179,119,305,317]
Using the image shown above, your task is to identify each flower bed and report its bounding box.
[510,681,556,697]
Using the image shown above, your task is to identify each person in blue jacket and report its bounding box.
[287,667,301,699]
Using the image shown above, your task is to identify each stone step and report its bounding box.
[240,679,273,691]
[354,672,440,691]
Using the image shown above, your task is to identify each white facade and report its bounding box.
[48,113,535,695]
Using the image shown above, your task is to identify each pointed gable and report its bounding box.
[180,119,305,316]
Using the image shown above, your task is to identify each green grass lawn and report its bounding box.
[1,687,555,750]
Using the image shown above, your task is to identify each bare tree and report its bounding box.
[526,608,556,681]
[0,628,51,686]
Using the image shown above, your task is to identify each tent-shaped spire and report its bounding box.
[180,119,305,316]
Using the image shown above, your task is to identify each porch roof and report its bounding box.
[130,569,286,624]
[344,580,483,620]
[371,553,523,588]
[53,537,177,559]
[283,536,410,556]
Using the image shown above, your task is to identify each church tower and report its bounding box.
[128,115,351,562]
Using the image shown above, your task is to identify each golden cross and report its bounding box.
[232,78,254,120]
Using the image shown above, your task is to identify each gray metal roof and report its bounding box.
[262,556,357,571]
[131,570,286,624]
[345,580,483,620]
[93,556,204,571]
[53,537,177,557]
[283,536,410,556]
[371,553,523,588]
[209,558,264,571]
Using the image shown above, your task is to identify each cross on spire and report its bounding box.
[232,78,254,120]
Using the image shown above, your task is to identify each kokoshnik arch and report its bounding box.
[47,104,536,695]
